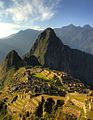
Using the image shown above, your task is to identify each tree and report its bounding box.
[55,100,64,110]
[44,98,55,113]
[35,97,45,117]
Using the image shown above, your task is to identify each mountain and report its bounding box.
[54,24,93,55]
[2,50,24,72]
[0,51,5,62]
[24,28,93,87]
[0,24,93,63]
[0,41,15,62]
[24,55,41,66]
[28,28,65,68]
[0,29,40,62]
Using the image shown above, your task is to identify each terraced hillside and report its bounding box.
[8,93,40,119]
[0,66,93,120]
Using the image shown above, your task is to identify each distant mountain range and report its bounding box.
[54,24,93,55]
[0,24,93,62]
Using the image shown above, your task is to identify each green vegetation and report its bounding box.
[33,73,50,80]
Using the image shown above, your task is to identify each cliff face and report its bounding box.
[25,28,93,87]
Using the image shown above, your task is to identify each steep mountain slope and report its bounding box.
[25,28,93,87]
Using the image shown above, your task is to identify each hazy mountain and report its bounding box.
[54,24,93,54]
[0,41,15,62]
[0,29,40,62]
[25,28,93,87]
[0,51,6,62]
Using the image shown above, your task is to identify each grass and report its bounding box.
[33,73,50,80]
[87,111,93,119]
[68,93,87,102]
[64,100,86,120]
[37,94,66,101]
[0,68,16,90]
[13,67,27,84]
[8,93,41,118]
[33,69,56,81]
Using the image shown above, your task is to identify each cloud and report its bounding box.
[0,1,3,9]
[0,0,61,37]
[0,22,21,38]
[32,26,42,30]
[0,0,61,23]
[0,22,20,29]
[0,22,42,38]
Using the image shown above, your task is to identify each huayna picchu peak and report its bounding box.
[28,28,64,66]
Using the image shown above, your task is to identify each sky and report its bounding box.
[0,0,93,38]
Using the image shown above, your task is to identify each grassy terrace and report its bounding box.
[33,70,55,80]
[33,73,50,80]
[88,111,93,119]
[36,94,66,101]
[68,93,87,102]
